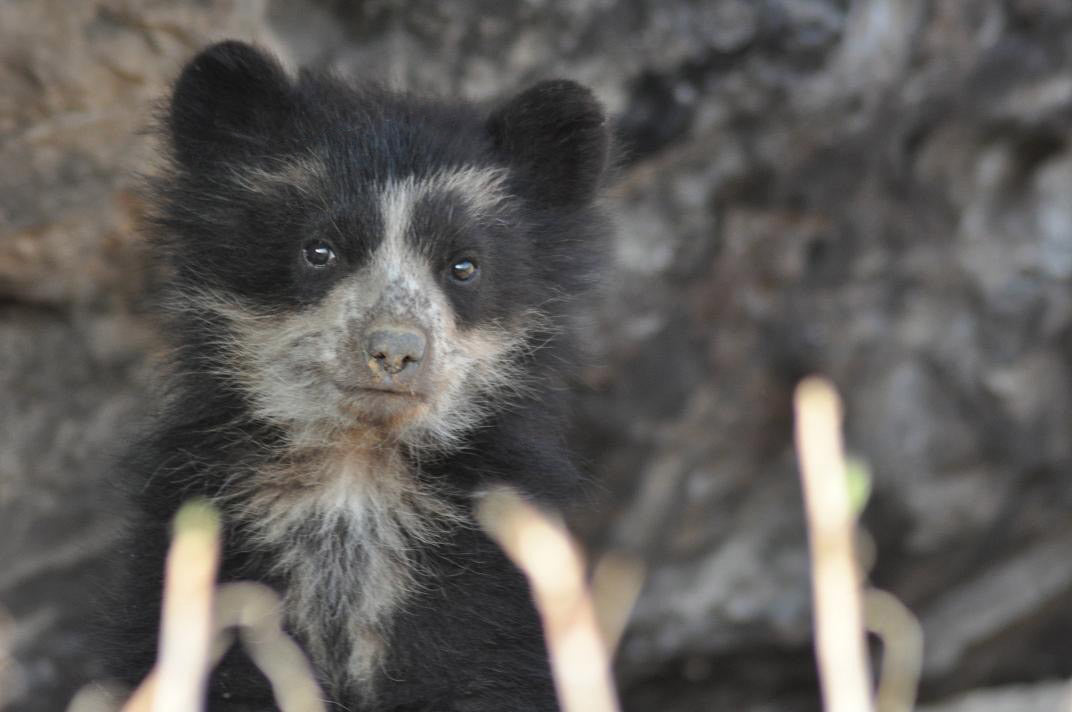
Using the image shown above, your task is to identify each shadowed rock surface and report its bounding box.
[3,1,1072,710]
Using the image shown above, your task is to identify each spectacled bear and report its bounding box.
[106,40,611,711]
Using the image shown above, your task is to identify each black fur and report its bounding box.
[105,40,611,711]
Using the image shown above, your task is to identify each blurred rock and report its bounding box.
[4,0,1072,710]
[0,0,272,307]
[0,309,147,711]
[920,681,1071,712]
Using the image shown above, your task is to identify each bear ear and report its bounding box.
[168,41,293,169]
[487,80,609,207]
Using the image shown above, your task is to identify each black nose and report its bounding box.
[366,327,427,377]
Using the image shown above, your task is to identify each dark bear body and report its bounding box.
[106,41,610,711]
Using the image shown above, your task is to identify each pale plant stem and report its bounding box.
[131,502,222,712]
[591,552,645,654]
[794,376,875,712]
[865,588,923,712]
[477,487,621,712]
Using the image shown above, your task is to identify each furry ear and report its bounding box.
[487,80,609,206]
[168,41,293,169]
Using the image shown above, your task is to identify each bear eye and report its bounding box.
[302,240,337,268]
[450,258,478,282]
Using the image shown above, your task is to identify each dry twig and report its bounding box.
[477,487,621,712]
[210,582,325,712]
[591,552,645,654]
[865,588,923,712]
[794,376,875,712]
[123,501,221,712]
[110,500,325,712]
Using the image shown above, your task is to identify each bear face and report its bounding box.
[153,41,611,455]
[113,40,611,709]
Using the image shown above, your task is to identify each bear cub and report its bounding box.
[107,40,610,711]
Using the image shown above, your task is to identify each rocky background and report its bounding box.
[3,0,1072,710]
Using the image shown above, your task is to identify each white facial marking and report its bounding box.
[376,166,509,298]
[228,154,328,196]
[379,166,509,246]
